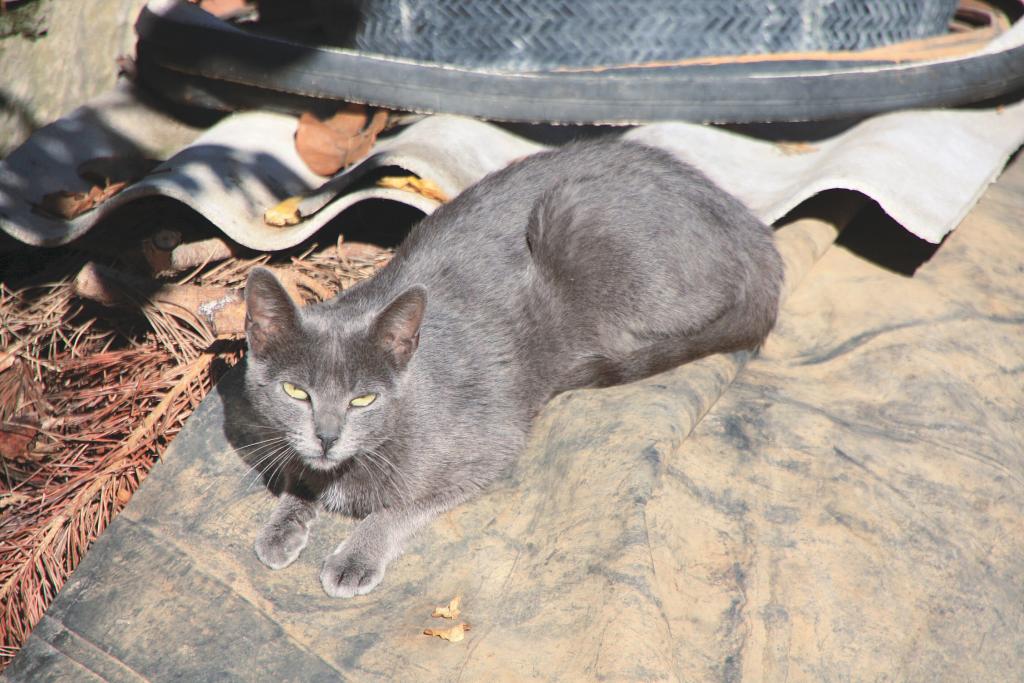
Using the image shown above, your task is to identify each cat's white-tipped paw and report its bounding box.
[255,521,309,570]
[320,549,386,598]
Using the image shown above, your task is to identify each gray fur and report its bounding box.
[237,139,783,597]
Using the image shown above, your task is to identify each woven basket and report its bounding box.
[353,0,959,70]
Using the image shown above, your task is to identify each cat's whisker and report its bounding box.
[358,450,392,498]
[218,442,292,501]
[234,439,289,472]
[361,447,414,507]
[232,446,288,477]
[230,435,289,452]
[236,435,286,452]
[353,451,387,505]
[370,446,416,500]
[223,440,289,478]
[261,446,296,492]
[194,440,281,501]
[230,420,280,431]
[228,436,288,457]
[352,456,385,512]
[234,442,293,490]
[246,447,290,490]
[362,451,395,509]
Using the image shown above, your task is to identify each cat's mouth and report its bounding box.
[302,452,350,472]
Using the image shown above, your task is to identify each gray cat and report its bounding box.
[238,139,783,597]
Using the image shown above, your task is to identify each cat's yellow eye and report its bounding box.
[282,381,309,401]
[350,393,377,408]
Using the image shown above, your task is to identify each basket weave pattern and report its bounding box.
[355,0,959,69]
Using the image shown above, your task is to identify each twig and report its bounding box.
[123,352,212,453]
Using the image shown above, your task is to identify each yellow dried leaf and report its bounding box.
[264,196,303,226]
[423,623,470,642]
[432,595,461,619]
[376,176,449,202]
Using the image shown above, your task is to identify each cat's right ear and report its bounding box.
[245,267,298,356]
[372,286,426,369]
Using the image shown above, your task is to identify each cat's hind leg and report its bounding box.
[255,493,319,570]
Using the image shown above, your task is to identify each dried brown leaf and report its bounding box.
[192,0,249,16]
[423,623,470,642]
[38,182,127,220]
[295,105,389,176]
[432,595,462,619]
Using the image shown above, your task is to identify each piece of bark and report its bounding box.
[74,263,241,337]
[73,262,314,338]
[0,419,39,460]
[143,234,240,274]
[337,240,390,262]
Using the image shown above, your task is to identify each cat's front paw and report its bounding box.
[320,547,386,598]
[255,520,310,570]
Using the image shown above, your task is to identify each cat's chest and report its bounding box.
[316,464,394,517]
[318,480,349,513]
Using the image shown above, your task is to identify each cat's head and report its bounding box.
[242,267,425,472]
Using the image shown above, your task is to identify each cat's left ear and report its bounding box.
[372,286,426,369]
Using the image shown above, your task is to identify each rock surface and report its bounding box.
[0,0,148,156]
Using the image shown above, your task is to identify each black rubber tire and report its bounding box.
[135,0,1024,124]
[352,0,957,70]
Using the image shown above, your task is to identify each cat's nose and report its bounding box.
[317,433,338,453]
